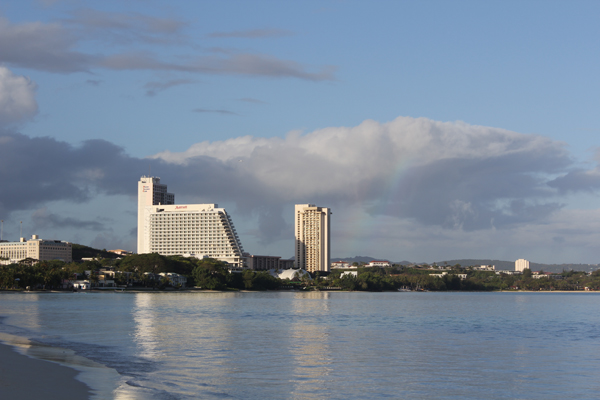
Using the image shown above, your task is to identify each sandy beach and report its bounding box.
[0,342,90,400]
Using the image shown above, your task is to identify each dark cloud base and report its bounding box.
[0,119,594,243]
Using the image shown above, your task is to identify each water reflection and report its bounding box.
[289,291,333,399]
[132,293,161,360]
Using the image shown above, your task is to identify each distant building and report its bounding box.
[496,270,522,275]
[108,249,132,256]
[137,176,245,269]
[331,261,351,269]
[274,268,312,281]
[367,261,391,268]
[279,259,295,270]
[0,235,72,265]
[159,272,187,287]
[73,280,91,290]
[475,265,495,271]
[430,272,448,278]
[515,259,530,272]
[294,204,331,273]
[246,255,281,271]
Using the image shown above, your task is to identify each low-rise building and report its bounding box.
[430,272,448,278]
[0,235,72,265]
[367,260,391,268]
[331,261,351,269]
[159,272,187,287]
[245,255,281,271]
[331,261,350,269]
[496,270,522,275]
[279,259,295,270]
[73,280,91,290]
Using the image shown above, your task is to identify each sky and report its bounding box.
[1,0,600,264]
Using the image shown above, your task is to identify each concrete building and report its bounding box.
[0,235,72,265]
[246,255,281,271]
[137,177,245,269]
[367,260,391,268]
[279,259,295,270]
[294,204,331,273]
[515,259,530,272]
[331,261,351,269]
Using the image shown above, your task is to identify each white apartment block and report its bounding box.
[295,204,331,273]
[137,177,245,269]
[0,235,72,265]
[515,259,530,272]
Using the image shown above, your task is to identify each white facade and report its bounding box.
[138,177,245,269]
[515,259,530,272]
[331,261,351,269]
[368,261,391,268]
[274,268,312,281]
[294,204,331,273]
[137,176,175,254]
[0,235,72,265]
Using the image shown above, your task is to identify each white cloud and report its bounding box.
[0,15,336,80]
[0,66,38,126]
[3,116,597,262]
[152,116,569,213]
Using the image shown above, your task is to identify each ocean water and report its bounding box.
[0,291,600,399]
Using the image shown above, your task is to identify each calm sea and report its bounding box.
[0,291,599,399]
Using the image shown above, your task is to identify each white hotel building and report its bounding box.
[137,177,245,269]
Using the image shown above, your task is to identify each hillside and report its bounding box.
[72,244,121,261]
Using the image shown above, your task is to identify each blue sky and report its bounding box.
[1,0,600,264]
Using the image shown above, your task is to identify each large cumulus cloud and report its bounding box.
[0,66,38,126]
[153,117,571,232]
[0,116,578,243]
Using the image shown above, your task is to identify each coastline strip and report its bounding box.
[0,341,91,400]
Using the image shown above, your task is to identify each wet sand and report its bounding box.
[0,342,91,400]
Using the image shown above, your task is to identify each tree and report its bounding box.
[192,259,229,290]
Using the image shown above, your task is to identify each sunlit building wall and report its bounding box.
[294,204,331,273]
[138,177,245,269]
[515,259,530,272]
[0,235,72,265]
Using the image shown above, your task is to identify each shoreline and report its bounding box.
[0,341,91,400]
[3,288,600,294]
[0,330,125,400]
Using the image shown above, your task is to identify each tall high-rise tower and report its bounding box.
[295,204,331,273]
[137,176,175,254]
[515,259,530,272]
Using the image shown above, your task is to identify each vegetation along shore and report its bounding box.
[2,246,599,292]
